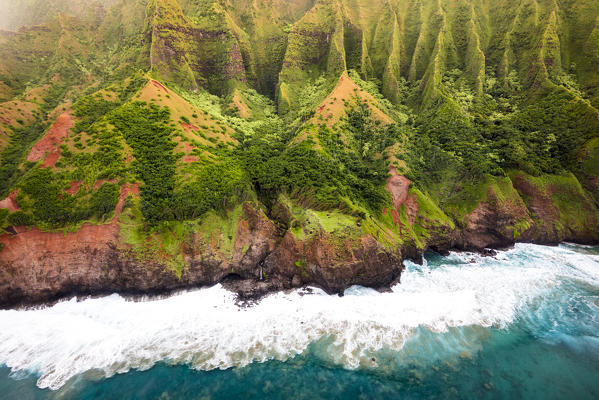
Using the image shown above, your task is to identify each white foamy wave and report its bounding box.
[0,243,597,390]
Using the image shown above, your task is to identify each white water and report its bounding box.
[0,243,598,390]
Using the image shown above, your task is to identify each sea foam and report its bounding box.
[0,243,597,390]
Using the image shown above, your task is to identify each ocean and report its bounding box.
[1,243,598,399]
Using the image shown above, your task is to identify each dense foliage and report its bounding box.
[0,83,70,198]
[109,102,177,225]
[238,102,397,213]
[403,69,599,194]
[10,168,119,228]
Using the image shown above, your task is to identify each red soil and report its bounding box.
[182,142,194,153]
[0,190,20,212]
[0,183,141,259]
[180,122,199,133]
[179,135,198,162]
[93,179,116,191]
[43,151,61,168]
[65,181,82,195]
[26,112,74,167]
[403,195,419,225]
[0,223,120,266]
[384,166,419,228]
[152,80,169,93]
[182,155,199,163]
[386,208,402,226]
[386,166,411,210]
[0,183,140,264]
[113,182,139,220]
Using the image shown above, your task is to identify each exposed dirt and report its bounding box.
[26,112,74,167]
[65,181,82,195]
[0,202,278,308]
[230,90,250,119]
[151,80,169,93]
[262,229,403,295]
[137,80,237,147]
[403,195,420,225]
[182,155,199,163]
[384,166,419,228]
[179,142,198,162]
[92,179,116,191]
[113,183,140,221]
[0,190,20,212]
[296,72,394,145]
[313,72,393,126]
[180,122,199,133]
[458,185,534,250]
[511,173,599,244]
[386,166,411,210]
[2,169,598,308]
[0,197,407,308]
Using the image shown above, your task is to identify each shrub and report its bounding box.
[109,102,176,225]
[0,208,8,226]
[7,211,34,226]
[173,159,247,220]
[89,182,120,219]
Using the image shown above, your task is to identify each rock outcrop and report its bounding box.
[0,202,402,308]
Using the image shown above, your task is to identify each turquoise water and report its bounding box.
[1,243,598,399]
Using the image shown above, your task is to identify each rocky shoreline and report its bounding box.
[0,220,595,310]
[2,168,599,310]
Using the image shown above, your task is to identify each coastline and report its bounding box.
[1,235,595,310]
[1,242,598,396]
[2,171,599,310]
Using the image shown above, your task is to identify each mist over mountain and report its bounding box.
[0,0,120,31]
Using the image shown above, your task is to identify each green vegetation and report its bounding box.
[7,210,34,227]
[173,159,248,220]
[0,0,598,256]
[5,167,119,228]
[109,102,176,225]
[0,120,46,197]
[0,81,71,198]
[0,208,8,229]
[89,183,120,220]
[510,171,599,238]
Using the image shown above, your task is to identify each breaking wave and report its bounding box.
[0,243,597,390]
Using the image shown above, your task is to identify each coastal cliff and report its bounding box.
[2,167,598,308]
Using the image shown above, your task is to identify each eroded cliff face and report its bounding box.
[2,168,597,309]
[0,201,403,307]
